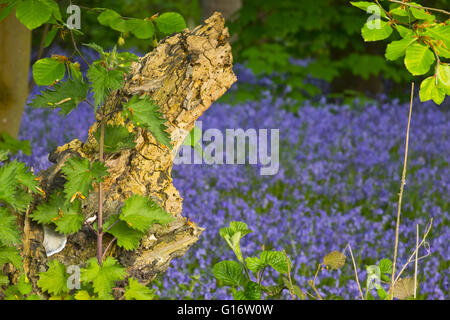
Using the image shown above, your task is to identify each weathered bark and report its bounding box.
[18,12,236,296]
[0,8,31,138]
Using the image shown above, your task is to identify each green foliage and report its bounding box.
[94,125,136,153]
[0,207,21,246]
[219,221,252,263]
[119,194,174,232]
[104,215,144,250]
[30,77,89,116]
[122,95,172,149]
[124,278,155,300]
[37,260,69,296]
[213,260,244,287]
[80,257,126,299]
[32,57,66,86]
[60,156,109,202]
[30,190,84,234]
[351,0,450,105]
[0,132,31,156]
[87,63,124,107]
[155,12,186,35]
[0,246,22,270]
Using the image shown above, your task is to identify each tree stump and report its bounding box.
[19,12,237,294]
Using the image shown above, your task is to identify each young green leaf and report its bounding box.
[361,20,393,42]
[0,132,31,155]
[419,76,445,105]
[17,274,32,296]
[87,63,124,106]
[233,281,261,300]
[260,251,291,274]
[124,278,155,300]
[14,160,38,192]
[32,57,66,86]
[126,19,155,39]
[212,260,244,287]
[437,63,450,94]
[385,36,417,61]
[37,260,69,296]
[424,25,450,49]
[107,219,144,250]
[378,258,393,274]
[94,125,136,153]
[123,96,172,148]
[30,78,89,116]
[245,256,264,273]
[97,9,128,32]
[0,207,21,246]
[0,246,22,269]
[0,161,18,205]
[119,195,174,232]
[16,0,52,30]
[80,257,126,299]
[404,43,435,76]
[61,157,109,201]
[155,12,186,35]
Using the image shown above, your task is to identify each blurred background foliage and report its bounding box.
[23,0,450,108]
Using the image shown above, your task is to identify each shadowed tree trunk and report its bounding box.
[201,0,241,21]
[14,12,236,297]
[0,8,31,138]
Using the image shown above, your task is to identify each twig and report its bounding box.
[309,264,323,300]
[96,115,105,265]
[387,0,450,16]
[390,82,414,299]
[346,243,364,300]
[102,237,117,260]
[282,250,296,299]
[393,219,433,284]
[414,224,419,298]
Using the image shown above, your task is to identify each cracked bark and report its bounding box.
[15,12,236,295]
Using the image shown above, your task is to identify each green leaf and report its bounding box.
[0,132,31,155]
[97,9,128,32]
[30,77,89,116]
[31,190,84,234]
[40,0,62,22]
[212,260,244,287]
[361,20,393,42]
[37,260,69,296]
[94,125,136,153]
[395,25,413,38]
[16,0,52,30]
[87,64,124,107]
[404,43,435,76]
[182,125,202,147]
[74,290,94,300]
[14,160,38,192]
[322,250,346,270]
[155,12,186,35]
[124,278,155,300]
[119,195,174,232]
[409,4,435,22]
[0,246,22,269]
[245,256,264,273]
[32,57,66,86]
[80,257,126,299]
[350,2,387,18]
[82,42,105,57]
[0,207,21,246]
[419,76,445,105]
[233,281,261,300]
[385,35,417,61]
[127,19,155,39]
[261,284,285,297]
[107,218,143,250]
[17,274,32,295]
[123,96,172,148]
[437,63,450,95]
[424,25,450,49]
[260,251,291,274]
[61,157,109,201]
[0,161,18,205]
[0,150,9,162]
[378,258,393,274]
[219,221,253,263]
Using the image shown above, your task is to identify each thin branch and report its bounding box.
[414,224,419,299]
[387,0,450,16]
[96,116,105,265]
[102,237,117,260]
[346,243,364,300]
[390,82,414,299]
[309,264,323,300]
